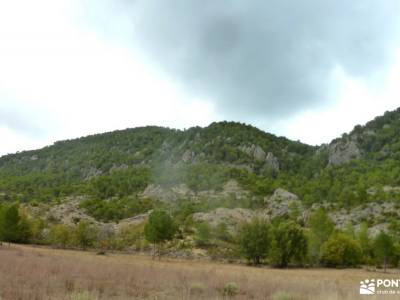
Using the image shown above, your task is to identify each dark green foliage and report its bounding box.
[0,110,400,267]
[0,204,31,243]
[237,218,271,265]
[144,210,177,257]
[269,221,308,267]
[1,110,400,210]
[373,231,395,272]
[0,204,20,243]
[320,234,362,267]
[88,167,151,199]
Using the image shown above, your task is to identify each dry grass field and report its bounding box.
[0,244,398,300]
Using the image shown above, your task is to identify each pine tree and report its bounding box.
[0,205,21,243]
[144,210,177,259]
[374,231,394,273]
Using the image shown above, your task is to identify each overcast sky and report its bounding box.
[1,1,400,156]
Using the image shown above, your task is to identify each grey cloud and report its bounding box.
[87,0,400,121]
[0,104,49,137]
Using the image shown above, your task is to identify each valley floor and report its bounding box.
[0,244,398,300]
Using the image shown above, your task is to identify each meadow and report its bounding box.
[0,244,398,300]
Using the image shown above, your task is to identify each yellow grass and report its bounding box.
[0,244,398,299]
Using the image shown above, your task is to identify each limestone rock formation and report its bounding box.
[264,188,303,219]
[265,152,280,171]
[328,140,361,165]
[193,207,256,228]
[239,144,279,170]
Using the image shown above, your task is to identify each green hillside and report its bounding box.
[0,108,400,210]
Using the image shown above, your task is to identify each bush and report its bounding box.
[0,204,32,243]
[194,222,213,247]
[49,224,74,248]
[74,221,98,250]
[237,218,270,265]
[223,282,239,298]
[320,233,362,267]
[269,221,308,267]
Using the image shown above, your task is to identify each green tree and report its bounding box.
[307,208,334,264]
[215,222,232,242]
[144,210,177,258]
[49,224,73,248]
[194,222,212,247]
[357,222,372,263]
[74,221,98,250]
[17,213,32,243]
[373,231,394,272]
[320,234,362,267]
[0,205,22,243]
[237,218,270,265]
[269,221,308,267]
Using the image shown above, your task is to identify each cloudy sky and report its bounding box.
[1,0,400,156]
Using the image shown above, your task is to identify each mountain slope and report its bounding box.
[0,109,399,214]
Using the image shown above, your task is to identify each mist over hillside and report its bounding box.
[1,108,400,208]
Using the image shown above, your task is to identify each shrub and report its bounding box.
[223,282,239,298]
[48,224,74,248]
[269,221,308,267]
[320,233,362,267]
[194,222,213,247]
[236,218,270,265]
[73,221,98,250]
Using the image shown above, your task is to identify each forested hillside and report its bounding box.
[1,108,400,268]
[1,109,400,208]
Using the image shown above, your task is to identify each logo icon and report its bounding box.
[360,279,375,295]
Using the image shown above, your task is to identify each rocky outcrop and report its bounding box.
[329,202,400,229]
[116,212,150,228]
[44,196,149,231]
[239,144,279,170]
[328,140,361,165]
[267,188,299,202]
[140,183,195,202]
[265,152,280,170]
[264,188,303,219]
[46,196,97,226]
[193,208,257,228]
[140,180,249,203]
[239,144,266,161]
[367,186,400,195]
[181,150,195,163]
[84,167,103,181]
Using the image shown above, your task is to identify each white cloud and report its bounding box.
[0,1,399,156]
[0,1,219,156]
[275,52,400,145]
